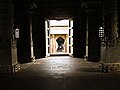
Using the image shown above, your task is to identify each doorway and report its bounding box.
[45,19,73,57]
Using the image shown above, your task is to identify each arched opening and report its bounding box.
[56,37,65,52]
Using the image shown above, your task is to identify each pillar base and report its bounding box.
[31,56,35,62]
[0,63,20,74]
[99,62,120,72]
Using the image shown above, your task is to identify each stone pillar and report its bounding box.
[79,9,87,58]
[32,10,46,58]
[118,0,120,38]
[87,9,101,61]
[0,0,20,73]
[30,12,35,61]
[83,1,102,61]
[104,0,118,39]
[73,9,87,58]
[14,3,35,63]
[73,16,80,58]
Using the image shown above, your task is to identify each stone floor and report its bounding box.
[0,56,120,90]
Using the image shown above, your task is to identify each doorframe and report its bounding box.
[45,20,50,57]
[45,18,73,57]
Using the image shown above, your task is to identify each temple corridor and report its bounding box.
[0,0,120,89]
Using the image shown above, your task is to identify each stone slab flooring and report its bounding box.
[0,56,120,90]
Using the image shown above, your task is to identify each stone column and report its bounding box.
[73,9,87,58]
[118,0,120,38]
[14,3,35,63]
[30,11,35,61]
[0,0,20,73]
[87,9,101,61]
[32,11,46,58]
[104,0,118,39]
[79,9,87,58]
[83,1,102,61]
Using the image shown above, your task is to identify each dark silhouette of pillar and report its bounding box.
[116,0,120,38]
[79,10,87,58]
[118,0,120,38]
[73,9,87,58]
[32,9,46,58]
[104,0,118,39]
[87,9,101,61]
[0,0,20,73]
[81,1,102,62]
[104,2,113,39]
[14,2,35,63]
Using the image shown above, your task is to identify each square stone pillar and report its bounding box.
[73,10,87,58]
[118,0,120,38]
[87,9,101,61]
[0,0,20,73]
[14,2,35,63]
[82,1,102,61]
[32,13,46,58]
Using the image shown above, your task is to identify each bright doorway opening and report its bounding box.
[45,19,73,57]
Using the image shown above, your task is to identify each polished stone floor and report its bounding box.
[0,56,120,90]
